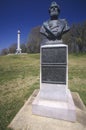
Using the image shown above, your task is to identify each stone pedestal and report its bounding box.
[32,41,76,122]
[16,49,22,54]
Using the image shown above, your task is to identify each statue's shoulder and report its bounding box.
[59,18,67,23]
[43,20,50,26]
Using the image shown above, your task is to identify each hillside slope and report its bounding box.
[0,53,86,130]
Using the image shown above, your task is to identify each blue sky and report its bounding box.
[0,0,86,51]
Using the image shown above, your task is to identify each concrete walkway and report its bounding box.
[8,90,86,130]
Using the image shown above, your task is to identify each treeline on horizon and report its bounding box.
[0,21,86,55]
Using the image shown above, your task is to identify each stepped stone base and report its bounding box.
[32,89,76,122]
[8,90,86,130]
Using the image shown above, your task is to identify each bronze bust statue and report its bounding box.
[40,1,70,41]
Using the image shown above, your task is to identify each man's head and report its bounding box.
[49,1,60,19]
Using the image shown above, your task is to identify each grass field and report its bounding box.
[0,53,86,130]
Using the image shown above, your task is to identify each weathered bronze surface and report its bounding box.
[40,1,70,41]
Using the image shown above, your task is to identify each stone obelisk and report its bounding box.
[16,30,22,54]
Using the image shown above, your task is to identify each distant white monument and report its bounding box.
[16,30,22,54]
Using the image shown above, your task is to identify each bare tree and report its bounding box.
[9,43,17,54]
[27,26,42,53]
[1,48,9,55]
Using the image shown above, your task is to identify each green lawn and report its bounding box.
[68,53,86,105]
[0,53,86,130]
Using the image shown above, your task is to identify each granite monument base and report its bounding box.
[32,42,76,122]
[9,90,86,130]
[39,83,67,101]
[32,88,76,122]
[16,49,22,54]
